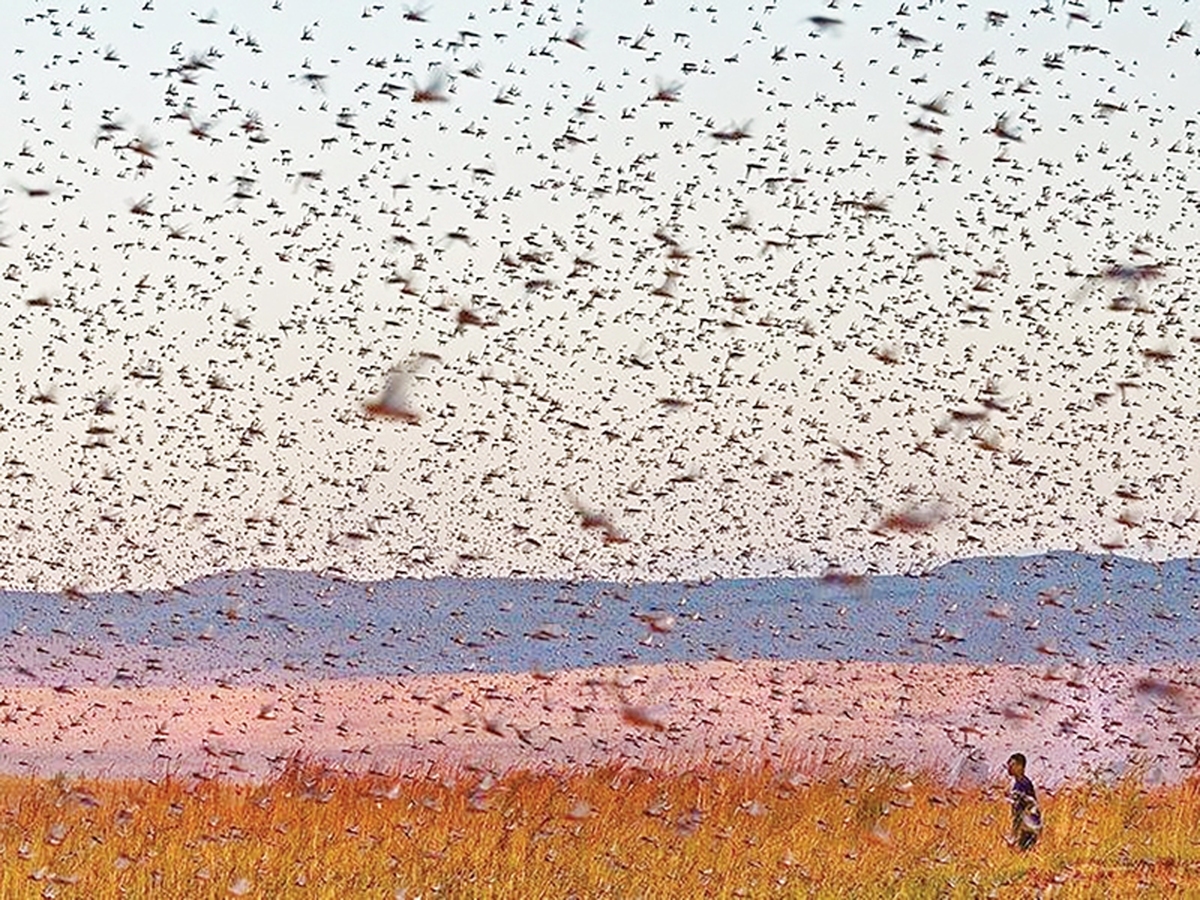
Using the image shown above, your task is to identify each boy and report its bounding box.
[1006,753,1042,850]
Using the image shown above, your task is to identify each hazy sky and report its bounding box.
[1,0,1198,591]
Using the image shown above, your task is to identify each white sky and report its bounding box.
[1,0,1198,590]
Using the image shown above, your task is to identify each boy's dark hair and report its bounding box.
[1008,753,1026,768]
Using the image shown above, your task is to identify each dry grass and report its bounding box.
[1,754,1199,898]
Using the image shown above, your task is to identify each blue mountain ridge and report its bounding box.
[1,552,1197,685]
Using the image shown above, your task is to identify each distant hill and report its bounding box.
[1,552,1197,686]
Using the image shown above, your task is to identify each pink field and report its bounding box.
[2,660,1193,785]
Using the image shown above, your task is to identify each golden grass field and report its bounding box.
[2,754,1199,899]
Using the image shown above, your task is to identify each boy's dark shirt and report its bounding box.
[1011,775,1036,806]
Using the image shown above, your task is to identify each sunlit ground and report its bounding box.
[2,754,1198,898]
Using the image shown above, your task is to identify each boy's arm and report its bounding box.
[1009,783,1033,810]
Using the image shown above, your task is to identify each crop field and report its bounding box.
[1,755,1198,898]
